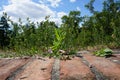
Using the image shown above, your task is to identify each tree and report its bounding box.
[61,11,81,37]
[36,16,57,48]
[0,13,10,47]
[85,0,95,13]
[61,11,82,48]
[84,0,120,46]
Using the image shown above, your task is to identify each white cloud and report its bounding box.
[57,12,67,18]
[57,12,67,24]
[0,0,66,26]
[49,11,67,26]
[47,0,61,8]
[39,0,44,4]
[38,0,61,8]
[0,0,55,23]
[70,0,76,3]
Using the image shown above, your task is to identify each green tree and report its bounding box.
[0,13,10,47]
[83,0,120,47]
[36,16,57,48]
[61,11,82,48]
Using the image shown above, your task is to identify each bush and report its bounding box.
[94,48,113,57]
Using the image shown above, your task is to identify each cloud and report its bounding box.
[0,0,67,26]
[57,11,67,18]
[47,0,61,8]
[0,0,55,23]
[39,0,44,4]
[50,11,67,26]
[70,0,76,3]
[38,0,61,8]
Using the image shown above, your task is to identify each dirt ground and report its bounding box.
[0,50,120,80]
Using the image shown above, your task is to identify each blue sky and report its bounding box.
[0,0,103,24]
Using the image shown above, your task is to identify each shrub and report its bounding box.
[51,28,66,57]
[94,48,113,57]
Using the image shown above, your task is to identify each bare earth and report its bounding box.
[0,50,120,80]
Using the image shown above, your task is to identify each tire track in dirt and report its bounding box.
[79,56,108,80]
[76,52,108,80]
[60,57,95,80]
[14,57,54,80]
[81,53,120,80]
[0,58,30,80]
[6,58,33,80]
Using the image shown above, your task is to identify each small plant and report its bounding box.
[0,54,7,58]
[69,50,76,55]
[51,28,66,57]
[93,48,113,57]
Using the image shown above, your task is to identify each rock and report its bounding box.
[48,49,53,53]
[77,50,90,54]
[22,56,30,59]
[20,75,28,79]
[41,68,47,72]
[59,50,66,54]
[113,60,118,62]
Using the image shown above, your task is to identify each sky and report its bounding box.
[0,0,103,25]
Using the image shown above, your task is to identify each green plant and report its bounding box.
[94,48,113,57]
[69,50,76,55]
[51,28,66,57]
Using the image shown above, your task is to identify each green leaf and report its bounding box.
[94,48,113,57]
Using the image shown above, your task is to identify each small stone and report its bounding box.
[89,64,93,68]
[20,75,28,79]
[113,60,118,62]
[59,50,66,54]
[41,68,47,72]
[48,49,53,53]
[23,56,30,59]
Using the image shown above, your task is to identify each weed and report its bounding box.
[93,48,113,57]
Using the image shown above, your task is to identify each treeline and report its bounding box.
[0,0,120,52]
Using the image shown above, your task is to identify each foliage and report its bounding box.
[61,11,82,49]
[0,12,10,47]
[0,0,120,58]
[94,48,113,57]
[83,0,120,47]
[51,28,66,57]
[69,50,77,55]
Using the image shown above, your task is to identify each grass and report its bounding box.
[0,47,77,60]
[0,44,115,59]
